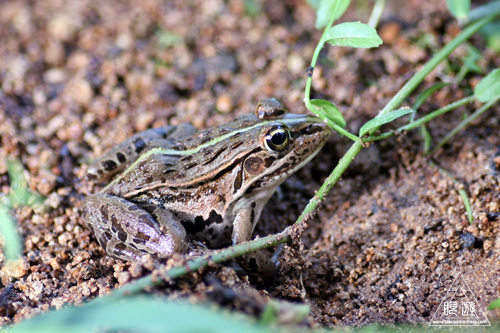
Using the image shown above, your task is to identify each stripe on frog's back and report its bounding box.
[105,114,317,193]
[129,114,316,158]
[121,147,262,198]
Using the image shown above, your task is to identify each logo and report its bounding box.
[429,272,490,326]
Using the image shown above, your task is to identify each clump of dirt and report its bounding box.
[0,0,499,328]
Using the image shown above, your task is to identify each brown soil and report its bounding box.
[1,0,499,328]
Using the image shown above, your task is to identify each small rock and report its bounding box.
[459,231,475,248]
[287,53,304,75]
[1,257,29,279]
[44,68,67,84]
[115,271,131,285]
[488,202,499,213]
[37,169,58,196]
[48,13,79,42]
[31,215,45,225]
[135,112,155,131]
[116,33,133,50]
[66,78,94,107]
[7,56,30,80]
[379,22,401,44]
[216,94,233,113]
[129,263,143,278]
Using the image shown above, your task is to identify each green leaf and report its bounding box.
[480,21,500,53]
[244,0,262,18]
[325,22,383,48]
[6,158,44,207]
[259,299,309,325]
[413,83,449,110]
[446,0,470,21]
[309,99,346,128]
[420,125,432,155]
[463,45,482,73]
[474,68,500,102]
[306,0,320,10]
[155,30,183,49]
[0,207,23,260]
[10,296,269,333]
[315,0,351,29]
[488,297,500,310]
[0,158,44,262]
[359,108,414,137]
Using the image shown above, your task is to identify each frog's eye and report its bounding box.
[264,125,290,152]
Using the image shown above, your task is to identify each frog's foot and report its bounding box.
[238,251,277,284]
[82,193,187,262]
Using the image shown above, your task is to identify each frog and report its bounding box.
[82,98,332,280]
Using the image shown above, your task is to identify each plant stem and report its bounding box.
[295,141,362,222]
[304,1,341,108]
[430,95,500,155]
[364,96,475,142]
[319,115,361,142]
[367,0,386,28]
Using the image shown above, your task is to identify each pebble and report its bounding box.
[48,14,78,42]
[287,53,305,75]
[46,192,63,209]
[216,94,233,113]
[0,258,29,279]
[379,22,401,44]
[44,68,68,84]
[66,78,94,107]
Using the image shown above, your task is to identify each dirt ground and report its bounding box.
[0,0,499,328]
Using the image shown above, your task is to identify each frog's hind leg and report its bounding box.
[82,193,187,262]
[85,124,197,182]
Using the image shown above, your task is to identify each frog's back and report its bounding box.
[105,114,263,197]
[85,124,197,182]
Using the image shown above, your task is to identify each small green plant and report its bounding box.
[0,158,44,261]
[489,298,500,310]
[300,0,500,228]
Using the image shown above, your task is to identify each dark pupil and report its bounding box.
[271,131,287,145]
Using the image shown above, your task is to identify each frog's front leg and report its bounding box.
[232,205,277,282]
[82,193,188,261]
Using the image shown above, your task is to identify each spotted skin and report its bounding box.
[82,98,332,280]
[82,193,187,261]
[86,124,197,182]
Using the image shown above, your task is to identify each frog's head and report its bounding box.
[233,98,333,198]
